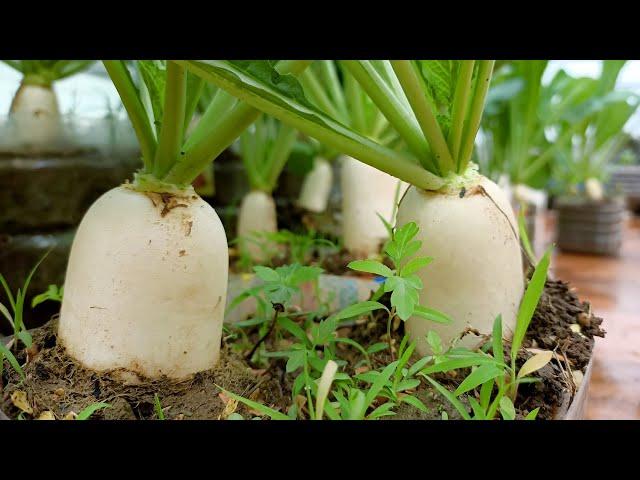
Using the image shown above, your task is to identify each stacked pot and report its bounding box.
[0,116,139,332]
[609,165,640,214]
[555,196,627,256]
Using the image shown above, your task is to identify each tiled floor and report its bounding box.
[539,213,640,419]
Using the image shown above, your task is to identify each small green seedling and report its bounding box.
[346,221,452,357]
[227,263,323,365]
[0,251,52,352]
[154,393,165,420]
[31,284,64,308]
[76,402,111,420]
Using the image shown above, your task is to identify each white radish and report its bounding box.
[9,83,64,149]
[297,156,333,212]
[396,174,524,355]
[58,184,228,379]
[237,190,278,262]
[341,155,408,257]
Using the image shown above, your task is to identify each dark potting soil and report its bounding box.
[0,280,604,420]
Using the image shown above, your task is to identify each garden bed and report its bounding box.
[0,279,604,420]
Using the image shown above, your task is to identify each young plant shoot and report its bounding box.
[1,60,94,150]
[181,60,523,355]
[300,61,408,256]
[237,115,297,261]
[58,60,310,379]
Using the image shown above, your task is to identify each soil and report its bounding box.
[0,280,604,421]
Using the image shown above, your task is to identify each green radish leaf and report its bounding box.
[413,306,452,324]
[0,343,24,379]
[517,351,553,379]
[76,402,111,420]
[347,260,393,278]
[511,247,552,361]
[422,374,471,420]
[454,364,503,396]
[179,60,445,192]
[499,396,516,420]
[525,407,540,420]
[218,387,290,420]
[137,60,166,133]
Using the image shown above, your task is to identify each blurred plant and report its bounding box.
[546,61,640,196]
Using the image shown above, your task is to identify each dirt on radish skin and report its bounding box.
[1,281,604,420]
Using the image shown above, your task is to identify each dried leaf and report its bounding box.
[518,351,554,379]
[222,398,239,418]
[63,411,77,420]
[10,391,33,414]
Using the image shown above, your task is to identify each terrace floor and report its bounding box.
[539,212,640,419]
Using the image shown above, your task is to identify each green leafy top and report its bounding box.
[103,60,311,192]
[179,59,497,191]
[2,60,94,87]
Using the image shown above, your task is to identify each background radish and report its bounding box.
[1,60,94,152]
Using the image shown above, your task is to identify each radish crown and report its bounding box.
[103,60,311,191]
[180,60,496,191]
[2,60,94,87]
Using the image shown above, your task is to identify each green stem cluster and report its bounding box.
[104,60,311,191]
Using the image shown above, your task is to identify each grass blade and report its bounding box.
[511,247,552,363]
